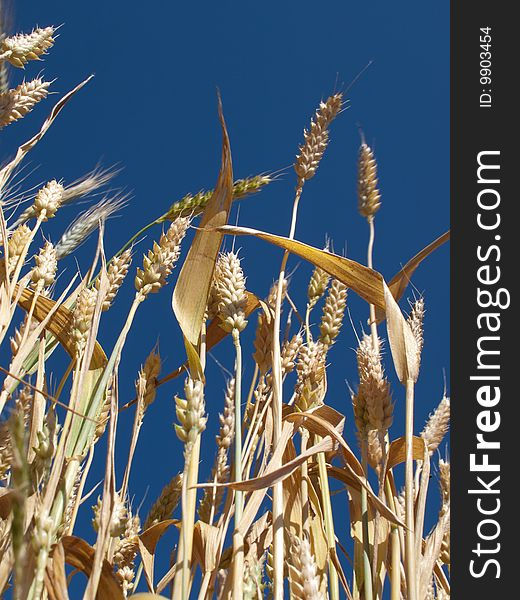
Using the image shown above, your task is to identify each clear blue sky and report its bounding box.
[3,0,449,594]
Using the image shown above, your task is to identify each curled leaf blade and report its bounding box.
[172,96,233,347]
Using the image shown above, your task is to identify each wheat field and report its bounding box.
[0,12,450,600]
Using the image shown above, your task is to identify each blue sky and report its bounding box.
[3,0,449,594]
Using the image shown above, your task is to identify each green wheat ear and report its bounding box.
[159,174,273,222]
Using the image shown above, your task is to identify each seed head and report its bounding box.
[421,395,450,454]
[55,195,127,259]
[7,224,31,273]
[295,341,327,411]
[408,297,425,363]
[352,334,393,434]
[307,261,330,311]
[71,288,98,356]
[96,249,132,311]
[136,348,161,415]
[30,241,57,289]
[288,535,323,600]
[144,473,183,530]
[253,278,287,374]
[32,180,64,221]
[213,251,248,333]
[0,78,50,129]
[0,26,55,68]
[174,378,206,455]
[358,142,382,219]
[162,174,272,221]
[135,217,190,298]
[319,279,348,348]
[281,333,303,375]
[295,93,343,184]
[198,379,235,523]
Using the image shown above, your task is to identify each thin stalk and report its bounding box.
[111,219,159,262]
[174,435,202,600]
[384,478,401,600]
[360,439,374,600]
[173,321,207,600]
[270,183,303,598]
[363,215,377,600]
[316,438,340,600]
[367,217,379,350]
[304,304,312,343]
[301,428,310,534]
[232,328,244,599]
[404,378,417,600]
[54,358,76,403]
[198,571,212,600]
[242,363,258,431]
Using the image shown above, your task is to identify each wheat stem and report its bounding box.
[383,477,401,600]
[271,184,302,599]
[232,328,244,600]
[301,428,310,534]
[316,439,340,600]
[405,378,417,600]
[360,439,374,600]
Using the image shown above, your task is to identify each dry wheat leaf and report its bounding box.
[138,519,179,592]
[17,286,107,369]
[217,225,386,309]
[44,542,70,600]
[238,421,296,535]
[388,230,450,303]
[216,225,449,325]
[326,465,364,490]
[287,411,406,527]
[140,291,261,393]
[0,488,13,519]
[383,281,420,383]
[127,595,169,599]
[60,536,124,600]
[283,404,345,439]
[205,290,260,348]
[284,411,361,476]
[307,481,332,597]
[192,521,220,573]
[0,77,94,191]
[282,438,303,540]
[386,435,427,472]
[375,230,450,323]
[172,95,233,347]
[245,512,272,562]
[419,509,450,598]
[196,435,334,493]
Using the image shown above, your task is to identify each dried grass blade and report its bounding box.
[138,520,179,592]
[44,542,70,600]
[172,96,233,347]
[0,76,93,191]
[286,411,406,528]
[217,225,386,309]
[195,435,333,493]
[388,230,450,302]
[375,230,450,323]
[383,282,419,384]
[59,536,124,600]
[16,286,107,369]
[385,436,427,472]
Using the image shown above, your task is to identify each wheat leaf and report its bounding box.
[217,225,386,309]
[172,95,233,347]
